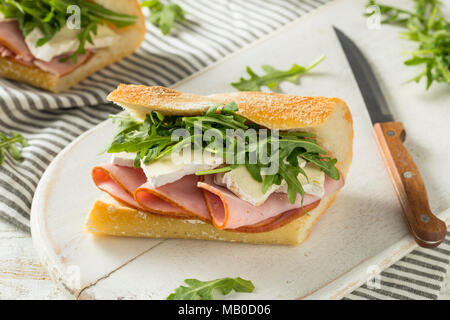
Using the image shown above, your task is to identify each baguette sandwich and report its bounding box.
[0,0,145,92]
[85,85,354,245]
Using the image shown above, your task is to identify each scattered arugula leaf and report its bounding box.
[365,0,450,89]
[167,277,255,300]
[0,0,138,63]
[141,0,186,35]
[107,103,339,204]
[0,132,28,165]
[231,55,325,91]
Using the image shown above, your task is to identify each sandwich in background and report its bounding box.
[0,0,146,92]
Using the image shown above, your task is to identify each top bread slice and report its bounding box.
[0,0,146,93]
[107,84,354,176]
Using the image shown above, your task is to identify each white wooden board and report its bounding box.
[31,0,450,300]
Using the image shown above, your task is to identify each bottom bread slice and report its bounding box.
[85,193,339,246]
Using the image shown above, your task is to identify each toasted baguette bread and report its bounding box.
[85,86,354,245]
[0,0,146,93]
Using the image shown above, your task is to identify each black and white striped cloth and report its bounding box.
[0,0,448,300]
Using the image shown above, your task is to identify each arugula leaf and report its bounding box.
[301,153,340,181]
[279,163,305,204]
[195,166,233,176]
[365,0,449,89]
[141,0,186,35]
[221,101,239,115]
[262,174,277,194]
[0,132,28,165]
[167,277,255,300]
[0,0,138,63]
[107,104,339,204]
[246,163,263,182]
[231,55,325,91]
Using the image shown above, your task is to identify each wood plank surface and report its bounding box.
[0,219,69,300]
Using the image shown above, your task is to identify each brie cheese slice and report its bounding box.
[25,25,117,62]
[142,150,223,188]
[215,160,325,206]
[276,163,325,198]
[215,166,280,206]
[111,152,136,167]
[111,150,223,188]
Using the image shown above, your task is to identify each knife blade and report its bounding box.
[333,27,446,248]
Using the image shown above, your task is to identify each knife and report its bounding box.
[333,27,446,248]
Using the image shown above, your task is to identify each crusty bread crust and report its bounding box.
[89,87,354,245]
[211,92,339,130]
[107,85,223,116]
[108,85,345,129]
[0,0,146,93]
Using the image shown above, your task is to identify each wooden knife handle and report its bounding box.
[373,122,446,248]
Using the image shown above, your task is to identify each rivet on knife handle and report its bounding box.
[373,121,446,248]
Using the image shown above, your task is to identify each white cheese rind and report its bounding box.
[111,152,136,167]
[142,150,223,188]
[215,166,280,206]
[276,164,325,198]
[215,160,325,206]
[25,25,117,62]
[111,150,223,188]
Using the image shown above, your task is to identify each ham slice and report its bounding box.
[134,176,211,221]
[91,164,344,232]
[92,164,147,210]
[0,20,34,63]
[198,174,344,230]
[0,20,93,77]
[92,164,211,221]
[0,45,14,59]
[198,175,318,230]
[33,52,93,77]
[233,203,319,233]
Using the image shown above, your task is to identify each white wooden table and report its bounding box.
[0,218,449,300]
[0,220,69,299]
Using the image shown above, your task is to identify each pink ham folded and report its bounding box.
[92,164,147,210]
[233,205,319,233]
[0,20,93,77]
[0,20,34,63]
[92,164,211,221]
[197,176,316,230]
[0,45,15,59]
[198,174,344,230]
[91,163,345,233]
[134,176,211,221]
[33,51,93,77]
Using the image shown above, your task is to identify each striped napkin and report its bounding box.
[0,0,448,300]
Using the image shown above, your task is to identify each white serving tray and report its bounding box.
[31,0,450,299]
